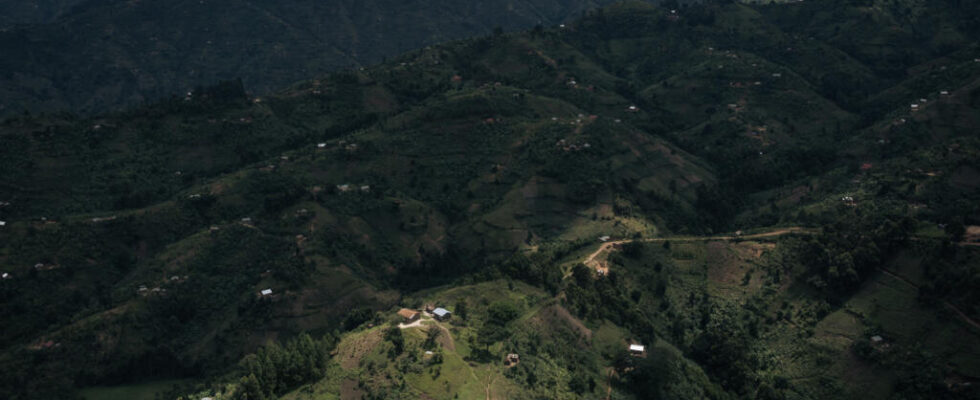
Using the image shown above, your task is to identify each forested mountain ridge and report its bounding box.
[0,0,86,28]
[0,0,659,116]
[0,1,979,399]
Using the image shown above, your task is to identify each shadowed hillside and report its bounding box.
[0,0,665,116]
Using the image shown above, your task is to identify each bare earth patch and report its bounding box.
[340,378,365,400]
[337,329,382,369]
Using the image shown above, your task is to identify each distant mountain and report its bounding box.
[0,0,658,116]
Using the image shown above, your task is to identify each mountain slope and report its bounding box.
[0,0,86,28]
[1,1,979,399]
[0,0,654,116]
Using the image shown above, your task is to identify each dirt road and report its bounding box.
[583,227,811,268]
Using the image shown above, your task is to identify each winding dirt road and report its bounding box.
[583,227,811,268]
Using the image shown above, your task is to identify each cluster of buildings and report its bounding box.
[397,304,453,323]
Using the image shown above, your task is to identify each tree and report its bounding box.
[486,301,519,326]
[423,325,441,350]
[234,374,266,400]
[384,326,405,356]
[690,302,757,393]
[454,299,468,321]
[476,321,504,351]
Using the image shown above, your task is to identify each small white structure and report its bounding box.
[360,185,371,192]
[337,184,351,192]
[629,344,645,355]
[242,217,253,223]
[2,273,10,279]
[772,73,782,78]
[0,221,5,227]
[910,104,919,110]
[871,335,883,343]
[317,143,327,148]
[627,105,638,112]
[599,236,610,242]
[260,289,273,296]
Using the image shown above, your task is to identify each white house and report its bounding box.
[317,143,327,148]
[260,289,273,296]
[0,221,5,227]
[629,344,645,355]
[598,236,611,242]
[2,273,10,279]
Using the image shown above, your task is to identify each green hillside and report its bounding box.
[1,0,979,399]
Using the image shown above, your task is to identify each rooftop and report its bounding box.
[432,307,451,317]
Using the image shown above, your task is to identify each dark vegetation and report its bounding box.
[0,0,659,116]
